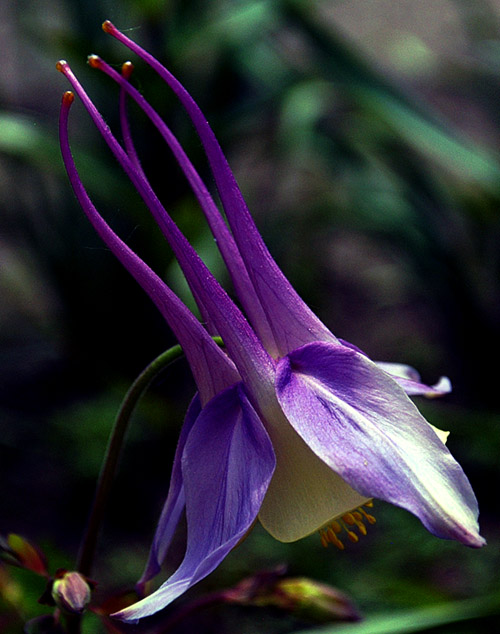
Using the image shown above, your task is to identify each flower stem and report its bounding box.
[76,343,191,577]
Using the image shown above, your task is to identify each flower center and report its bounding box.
[319,502,376,550]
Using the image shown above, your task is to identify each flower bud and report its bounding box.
[271,577,361,623]
[51,570,92,614]
[223,568,360,623]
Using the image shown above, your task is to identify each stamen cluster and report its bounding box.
[319,503,376,550]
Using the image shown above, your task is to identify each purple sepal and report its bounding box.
[114,383,275,621]
[276,341,485,548]
[339,340,452,398]
[376,362,452,397]
[136,395,201,593]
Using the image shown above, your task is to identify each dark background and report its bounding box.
[1,1,499,632]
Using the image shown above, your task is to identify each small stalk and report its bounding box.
[76,343,185,577]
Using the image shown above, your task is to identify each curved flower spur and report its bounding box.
[57,22,484,622]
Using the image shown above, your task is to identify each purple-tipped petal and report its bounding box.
[114,383,275,622]
[137,396,201,591]
[118,62,145,176]
[275,342,485,548]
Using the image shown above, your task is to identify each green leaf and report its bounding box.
[295,593,500,634]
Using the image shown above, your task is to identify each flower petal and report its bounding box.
[275,342,485,548]
[339,341,452,399]
[376,362,452,397]
[258,400,369,542]
[137,396,201,592]
[59,59,275,395]
[114,383,275,621]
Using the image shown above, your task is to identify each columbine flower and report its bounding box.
[57,22,484,622]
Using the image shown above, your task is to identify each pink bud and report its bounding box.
[51,570,92,614]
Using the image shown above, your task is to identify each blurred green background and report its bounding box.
[1,0,499,632]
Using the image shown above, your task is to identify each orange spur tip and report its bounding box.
[121,61,134,78]
[56,60,68,73]
[102,20,114,33]
[62,91,75,105]
[87,55,101,68]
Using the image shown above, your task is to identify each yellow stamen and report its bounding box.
[330,534,345,550]
[359,523,368,536]
[347,530,359,543]
[318,500,376,549]
[359,507,376,524]
[326,527,336,542]
[351,511,368,534]
[320,530,329,548]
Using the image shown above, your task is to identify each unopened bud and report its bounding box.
[222,567,360,624]
[51,570,92,614]
[271,577,361,623]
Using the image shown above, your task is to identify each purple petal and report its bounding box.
[137,396,201,592]
[376,362,452,397]
[275,342,484,548]
[114,383,275,622]
[339,340,452,398]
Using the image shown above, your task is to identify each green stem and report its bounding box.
[76,343,187,577]
[60,611,82,634]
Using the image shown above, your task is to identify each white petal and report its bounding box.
[258,404,368,542]
[376,362,421,381]
[430,423,450,444]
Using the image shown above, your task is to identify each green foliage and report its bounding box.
[296,592,500,634]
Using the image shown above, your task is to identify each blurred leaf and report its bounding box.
[280,0,500,192]
[0,112,125,201]
[295,592,500,634]
[0,535,48,577]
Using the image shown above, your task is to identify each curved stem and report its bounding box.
[76,336,224,577]
[76,343,186,577]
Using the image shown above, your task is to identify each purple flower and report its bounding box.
[57,22,484,623]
